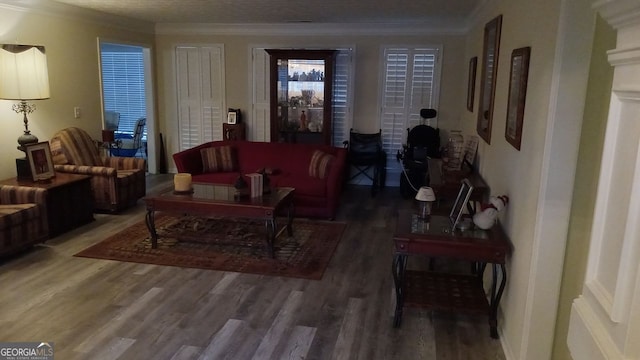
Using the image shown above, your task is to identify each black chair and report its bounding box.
[344,129,386,196]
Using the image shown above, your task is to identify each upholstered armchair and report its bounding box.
[0,185,48,257]
[50,127,146,212]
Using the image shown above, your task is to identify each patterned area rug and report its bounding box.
[75,214,346,280]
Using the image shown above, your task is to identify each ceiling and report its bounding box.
[47,0,480,25]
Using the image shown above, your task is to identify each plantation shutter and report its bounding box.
[380,46,441,185]
[176,45,225,150]
[251,48,270,141]
[101,50,146,137]
[333,48,354,147]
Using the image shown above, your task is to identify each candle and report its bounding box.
[174,173,192,192]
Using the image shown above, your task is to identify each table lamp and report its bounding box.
[0,44,50,179]
[415,186,436,218]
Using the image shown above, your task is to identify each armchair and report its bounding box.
[50,127,146,212]
[0,185,48,257]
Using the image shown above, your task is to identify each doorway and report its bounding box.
[98,40,157,173]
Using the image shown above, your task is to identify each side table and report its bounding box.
[0,173,95,238]
[392,210,511,338]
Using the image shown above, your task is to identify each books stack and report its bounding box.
[247,173,263,198]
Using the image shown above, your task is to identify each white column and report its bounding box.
[568,1,640,359]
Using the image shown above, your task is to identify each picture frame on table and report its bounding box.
[505,46,531,150]
[467,56,477,112]
[227,111,237,124]
[227,108,241,124]
[25,141,55,181]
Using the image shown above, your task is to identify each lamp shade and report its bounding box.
[0,44,50,100]
[415,186,436,201]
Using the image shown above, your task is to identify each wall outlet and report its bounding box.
[74,106,81,118]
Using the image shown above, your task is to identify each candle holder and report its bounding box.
[173,173,193,194]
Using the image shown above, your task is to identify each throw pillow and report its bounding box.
[201,146,237,173]
[308,150,335,179]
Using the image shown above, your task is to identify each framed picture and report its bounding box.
[449,178,474,232]
[25,141,55,181]
[476,14,503,144]
[227,108,241,124]
[467,57,477,112]
[227,111,237,124]
[505,47,531,150]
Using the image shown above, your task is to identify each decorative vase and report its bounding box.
[445,130,464,171]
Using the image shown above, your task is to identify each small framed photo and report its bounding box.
[227,111,237,124]
[25,141,55,181]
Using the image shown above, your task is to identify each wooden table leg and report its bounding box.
[264,218,276,258]
[488,263,507,339]
[392,254,408,327]
[286,201,294,236]
[145,209,158,249]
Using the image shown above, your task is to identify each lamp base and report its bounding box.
[16,157,32,180]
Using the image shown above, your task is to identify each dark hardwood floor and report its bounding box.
[0,174,506,359]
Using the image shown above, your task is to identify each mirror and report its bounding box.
[476,15,503,144]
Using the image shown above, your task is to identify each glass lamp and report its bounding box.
[415,186,436,219]
[0,44,51,152]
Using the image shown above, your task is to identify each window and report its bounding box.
[380,46,442,185]
[100,44,147,139]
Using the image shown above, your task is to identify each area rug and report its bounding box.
[75,214,346,280]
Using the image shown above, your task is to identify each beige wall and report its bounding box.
[552,15,615,359]
[0,5,154,180]
[154,32,466,162]
[461,0,565,356]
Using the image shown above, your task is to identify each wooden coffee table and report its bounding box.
[143,183,295,257]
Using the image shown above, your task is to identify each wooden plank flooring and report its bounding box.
[0,174,506,359]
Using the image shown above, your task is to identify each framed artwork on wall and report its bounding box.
[467,56,477,112]
[476,14,503,144]
[505,47,531,150]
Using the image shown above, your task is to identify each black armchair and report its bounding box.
[343,129,386,196]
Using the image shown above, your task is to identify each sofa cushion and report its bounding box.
[201,146,237,173]
[308,150,335,179]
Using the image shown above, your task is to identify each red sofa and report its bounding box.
[172,140,347,219]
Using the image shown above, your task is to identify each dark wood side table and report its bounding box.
[0,173,94,238]
[223,123,246,140]
[392,210,511,338]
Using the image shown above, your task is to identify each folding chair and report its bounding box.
[344,129,386,196]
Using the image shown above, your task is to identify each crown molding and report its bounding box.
[0,0,155,34]
[155,21,468,37]
[593,0,640,29]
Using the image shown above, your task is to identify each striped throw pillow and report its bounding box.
[201,146,237,173]
[308,150,335,179]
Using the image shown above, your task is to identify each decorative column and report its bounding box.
[568,1,640,359]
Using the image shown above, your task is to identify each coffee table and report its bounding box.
[143,183,295,258]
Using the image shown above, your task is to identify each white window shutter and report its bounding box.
[380,46,441,185]
[251,48,270,142]
[176,45,225,150]
[333,48,354,147]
